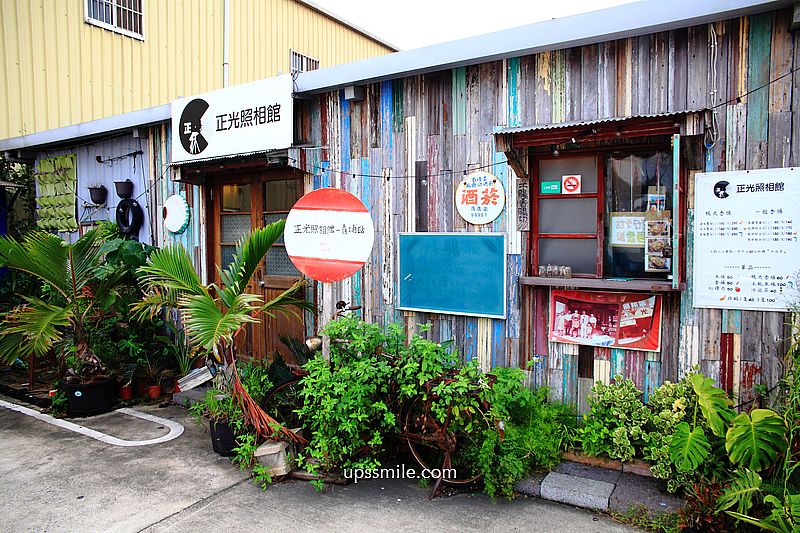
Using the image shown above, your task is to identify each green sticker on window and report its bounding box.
[540,180,561,194]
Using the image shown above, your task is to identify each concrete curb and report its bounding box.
[515,460,685,516]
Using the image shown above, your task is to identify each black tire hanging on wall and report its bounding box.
[116,198,144,237]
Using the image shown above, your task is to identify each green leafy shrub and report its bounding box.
[645,371,729,493]
[470,376,572,499]
[297,315,396,479]
[233,434,272,491]
[189,388,245,434]
[579,377,650,462]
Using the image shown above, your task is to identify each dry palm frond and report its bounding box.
[230,361,307,446]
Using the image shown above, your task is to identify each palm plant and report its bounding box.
[134,219,313,444]
[0,229,126,381]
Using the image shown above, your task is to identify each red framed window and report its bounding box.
[531,147,677,281]
[533,154,603,276]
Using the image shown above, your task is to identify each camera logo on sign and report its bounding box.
[713,181,730,199]
[179,98,210,155]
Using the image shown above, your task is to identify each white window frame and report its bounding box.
[290,50,320,74]
[84,0,145,41]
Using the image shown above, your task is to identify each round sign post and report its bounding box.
[284,188,375,283]
[285,188,375,361]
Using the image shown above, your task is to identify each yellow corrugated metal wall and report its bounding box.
[0,0,393,140]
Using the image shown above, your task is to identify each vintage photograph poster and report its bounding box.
[693,168,800,311]
[549,290,663,352]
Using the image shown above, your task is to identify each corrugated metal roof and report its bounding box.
[295,0,789,94]
[293,0,400,51]
[493,110,706,136]
[0,105,170,152]
[169,149,289,167]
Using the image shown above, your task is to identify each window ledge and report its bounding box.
[519,276,683,292]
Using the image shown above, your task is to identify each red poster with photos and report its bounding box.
[549,290,662,352]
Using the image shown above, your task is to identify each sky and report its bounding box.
[312,0,640,51]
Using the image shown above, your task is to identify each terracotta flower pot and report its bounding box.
[118,384,133,401]
[147,384,161,400]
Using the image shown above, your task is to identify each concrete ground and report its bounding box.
[0,395,636,533]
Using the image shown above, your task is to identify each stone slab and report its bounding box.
[555,460,622,485]
[540,472,615,512]
[514,471,546,498]
[609,472,685,516]
[172,386,210,407]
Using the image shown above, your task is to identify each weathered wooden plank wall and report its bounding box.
[147,124,206,282]
[290,9,797,410]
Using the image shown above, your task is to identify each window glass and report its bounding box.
[220,214,251,243]
[539,238,597,274]
[222,184,251,212]
[86,0,143,38]
[604,151,673,279]
[538,198,597,234]
[538,156,598,193]
[265,180,300,212]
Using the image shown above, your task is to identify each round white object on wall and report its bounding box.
[163,194,191,234]
[454,171,506,225]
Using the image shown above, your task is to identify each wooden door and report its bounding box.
[258,175,306,364]
[209,171,306,361]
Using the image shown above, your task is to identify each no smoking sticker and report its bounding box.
[562,174,582,195]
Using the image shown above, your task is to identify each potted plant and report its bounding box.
[121,338,164,400]
[134,219,313,444]
[189,388,245,456]
[114,179,134,199]
[0,229,130,416]
[157,320,205,382]
[88,184,108,205]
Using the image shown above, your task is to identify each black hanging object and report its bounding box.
[116,198,143,236]
[115,179,134,199]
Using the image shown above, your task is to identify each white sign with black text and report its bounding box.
[171,75,293,164]
[693,168,800,311]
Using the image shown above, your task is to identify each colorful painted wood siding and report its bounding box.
[146,123,208,283]
[291,9,798,410]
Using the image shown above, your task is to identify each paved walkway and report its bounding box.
[0,395,637,532]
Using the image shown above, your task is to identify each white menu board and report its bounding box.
[693,168,800,311]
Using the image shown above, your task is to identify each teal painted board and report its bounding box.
[746,13,772,145]
[507,57,521,127]
[644,360,662,404]
[722,309,742,334]
[610,348,625,380]
[398,233,507,319]
[563,352,578,407]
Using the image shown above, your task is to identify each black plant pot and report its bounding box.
[64,377,116,417]
[115,179,134,199]
[88,186,108,205]
[209,420,238,456]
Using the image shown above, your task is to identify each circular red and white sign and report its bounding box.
[284,188,375,283]
[562,174,582,194]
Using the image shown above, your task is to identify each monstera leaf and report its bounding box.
[669,421,710,472]
[691,373,735,437]
[716,469,762,514]
[725,409,787,472]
